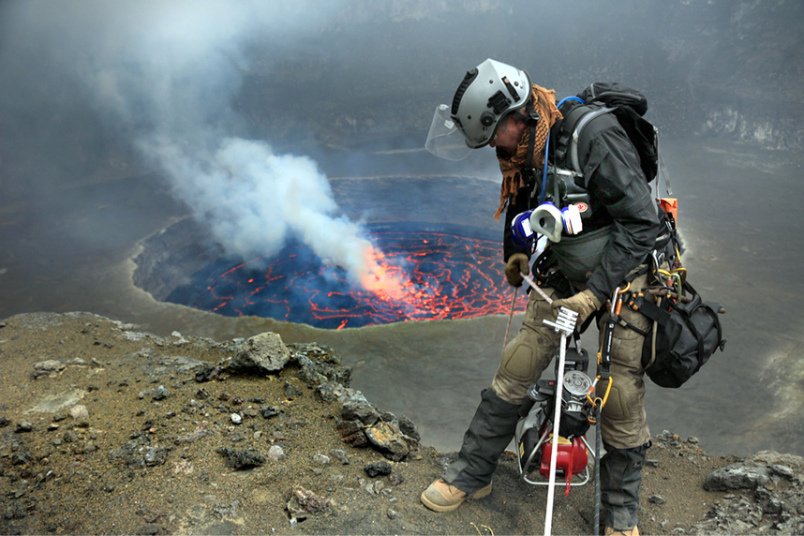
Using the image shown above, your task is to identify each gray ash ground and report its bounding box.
[0,313,801,535]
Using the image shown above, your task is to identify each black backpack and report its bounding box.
[631,279,727,388]
[554,82,659,183]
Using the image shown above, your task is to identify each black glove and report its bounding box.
[504,253,529,287]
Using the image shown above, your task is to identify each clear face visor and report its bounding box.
[424,104,473,161]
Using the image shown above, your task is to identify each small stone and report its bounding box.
[687,436,699,444]
[152,385,169,401]
[12,451,33,466]
[364,461,393,478]
[268,445,285,461]
[217,447,265,470]
[288,486,331,514]
[230,413,243,425]
[649,494,666,505]
[330,449,350,465]
[194,364,219,383]
[47,424,59,431]
[283,382,302,399]
[69,405,89,420]
[313,454,331,465]
[646,458,660,467]
[15,422,33,433]
[261,406,280,419]
[144,447,169,467]
[33,360,65,377]
[0,417,9,427]
[387,508,399,520]
[388,473,405,486]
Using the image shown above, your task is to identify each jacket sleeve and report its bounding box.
[580,117,661,302]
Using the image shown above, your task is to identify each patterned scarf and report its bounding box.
[494,83,563,219]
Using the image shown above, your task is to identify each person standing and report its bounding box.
[421,59,662,536]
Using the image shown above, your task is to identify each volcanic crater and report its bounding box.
[133,176,526,329]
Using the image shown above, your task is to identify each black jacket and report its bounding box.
[502,111,661,302]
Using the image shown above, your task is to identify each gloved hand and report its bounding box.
[551,289,602,327]
[504,253,530,287]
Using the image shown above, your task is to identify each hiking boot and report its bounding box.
[605,526,640,536]
[420,479,492,512]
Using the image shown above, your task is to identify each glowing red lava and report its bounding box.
[180,227,528,329]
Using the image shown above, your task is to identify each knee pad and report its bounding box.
[492,329,556,403]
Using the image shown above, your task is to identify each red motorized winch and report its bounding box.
[539,434,589,494]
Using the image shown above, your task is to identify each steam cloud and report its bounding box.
[9,0,385,285]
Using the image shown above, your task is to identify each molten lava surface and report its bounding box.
[167,224,528,329]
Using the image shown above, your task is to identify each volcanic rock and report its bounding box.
[694,451,804,534]
[364,460,392,477]
[1,312,801,535]
[69,404,89,420]
[267,445,285,461]
[341,392,380,425]
[224,332,290,374]
[704,463,771,491]
[32,360,65,378]
[217,447,265,470]
[365,421,409,462]
[286,486,331,521]
[14,422,33,433]
[336,419,368,448]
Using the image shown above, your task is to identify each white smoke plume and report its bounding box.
[7,0,390,286]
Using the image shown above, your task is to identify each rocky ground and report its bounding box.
[0,312,801,535]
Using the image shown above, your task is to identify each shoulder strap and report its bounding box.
[554,102,614,178]
[569,106,614,177]
[554,102,588,165]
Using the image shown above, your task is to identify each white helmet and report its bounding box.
[425,59,531,160]
[451,59,531,148]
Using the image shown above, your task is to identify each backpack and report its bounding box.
[550,84,727,388]
[554,82,659,183]
[630,279,727,388]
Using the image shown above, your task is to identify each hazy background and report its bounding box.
[0,0,802,456]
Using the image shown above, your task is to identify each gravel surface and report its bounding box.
[0,312,800,535]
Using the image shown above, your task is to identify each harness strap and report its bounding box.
[570,106,615,177]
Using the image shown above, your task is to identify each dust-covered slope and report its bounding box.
[0,313,800,535]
